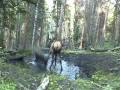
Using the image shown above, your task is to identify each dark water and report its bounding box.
[25,54,81,80]
[47,58,80,80]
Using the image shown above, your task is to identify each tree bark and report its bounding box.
[32,0,39,53]
[96,11,105,48]
[0,0,5,48]
[81,0,100,49]
[15,12,21,50]
[114,1,120,46]
[57,0,66,40]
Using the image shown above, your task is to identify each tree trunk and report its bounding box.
[114,1,120,46]
[81,0,100,49]
[0,0,5,48]
[57,0,66,40]
[96,11,105,48]
[15,13,21,50]
[32,0,39,53]
[22,3,30,49]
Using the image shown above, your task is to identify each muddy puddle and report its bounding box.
[47,58,80,80]
[25,54,81,80]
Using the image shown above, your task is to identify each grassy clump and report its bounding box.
[91,71,120,90]
[0,57,44,90]
[0,78,16,90]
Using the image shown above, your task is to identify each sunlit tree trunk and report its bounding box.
[32,0,39,52]
[74,0,82,48]
[7,18,13,50]
[82,0,99,49]
[113,0,120,46]
[15,13,21,50]
[69,1,75,48]
[35,0,46,47]
[57,0,66,40]
[96,11,105,48]
[22,3,30,49]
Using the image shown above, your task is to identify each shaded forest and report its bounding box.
[0,0,120,90]
[0,0,120,50]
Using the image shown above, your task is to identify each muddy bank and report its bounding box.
[5,49,120,80]
[22,51,120,80]
[63,54,120,77]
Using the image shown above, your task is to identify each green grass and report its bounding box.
[0,79,16,90]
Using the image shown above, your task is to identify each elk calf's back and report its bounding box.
[50,41,62,54]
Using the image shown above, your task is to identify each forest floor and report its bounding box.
[0,49,120,90]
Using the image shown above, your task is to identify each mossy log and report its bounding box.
[6,55,24,62]
[90,48,108,52]
[4,50,17,56]
[109,47,120,51]
[90,47,120,52]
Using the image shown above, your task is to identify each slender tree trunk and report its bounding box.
[96,11,105,48]
[15,13,21,50]
[0,0,5,48]
[32,0,39,53]
[23,12,29,49]
[7,19,12,50]
[113,0,120,47]
[57,0,66,40]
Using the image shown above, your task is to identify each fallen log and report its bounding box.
[6,55,24,62]
[4,50,17,56]
[90,46,120,52]
[37,76,49,90]
[90,48,108,52]
[108,47,120,51]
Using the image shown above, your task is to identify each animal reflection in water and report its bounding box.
[49,40,63,72]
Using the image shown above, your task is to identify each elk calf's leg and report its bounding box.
[50,59,54,70]
[50,54,54,70]
[54,54,57,67]
[60,60,63,73]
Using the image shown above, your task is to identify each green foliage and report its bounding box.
[0,57,43,90]
[73,24,81,47]
[104,41,114,49]
[48,74,65,90]
[0,58,16,90]
[76,79,102,90]
[22,0,37,4]
[17,49,32,56]
[48,74,78,90]
[92,71,120,90]
[0,79,16,90]
[92,71,111,83]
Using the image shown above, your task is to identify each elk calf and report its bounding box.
[49,41,62,71]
